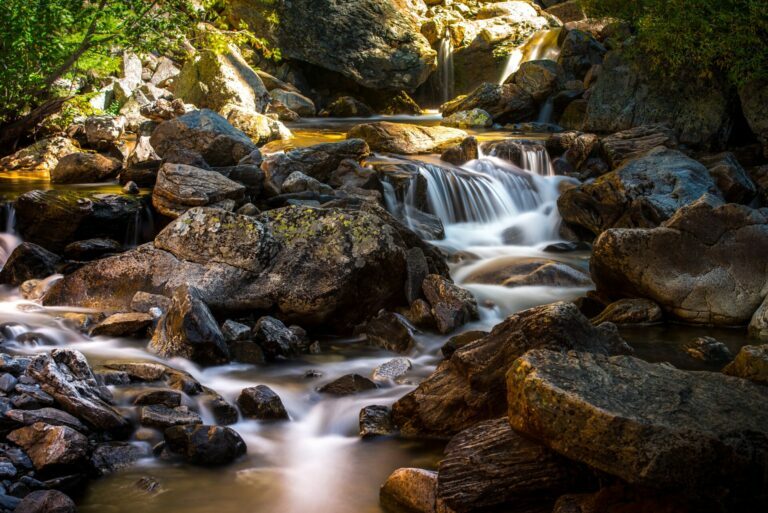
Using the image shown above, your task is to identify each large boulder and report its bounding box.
[151,163,246,218]
[0,136,79,173]
[583,49,731,149]
[0,242,60,286]
[441,83,535,124]
[599,124,678,169]
[14,190,143,252]
[348,122,466,154]
[507,349,768,500]
[592,196,768,325]
[558,147,721,238]
[174,46,269,114]
[225,0,435,91]
[392,302,630,437]
[51,152,122,184]
[7,422,89,472]
[150,109,257,167]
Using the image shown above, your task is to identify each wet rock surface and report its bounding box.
[164,425,247,466]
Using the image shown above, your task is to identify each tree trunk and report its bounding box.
[0,98,69,156]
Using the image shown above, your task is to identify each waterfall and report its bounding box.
[499,28,562,84]
[0,204,21,267]
[484,141,555,177]
[537,96,555,124]
[437,31,455,104]
[124,201,155,248]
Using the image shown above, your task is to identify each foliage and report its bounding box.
[0,0,195,125]
[581,0,768,86]
[41,93,103,133]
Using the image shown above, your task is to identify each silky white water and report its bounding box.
[499,28,562,84]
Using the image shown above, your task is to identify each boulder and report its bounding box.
[510,59,562,103]
[7,422,88,472]
[0,243,60,286]
[584,49,731,149]
[599,124,678,169]
[89,313,154,338]
[442,110,493,129]
[360,405,395,437]
[462,257,591,288]
[4,408,87,433]
[590,298,663,325]
[164,424,246,466]
[684,336,732,362]
[318,374,377,396]
[319,97,375,118]
[422,275,478,334]
[90,441,150,475]
[224,105,291,145]
[151,164,246,218]
[723,345,768,384]
[270,89,315,117]
[347,122,466,155]
[392,302,630,437]
[699,152,757,204]
[139,405,202,429]
[591,196,768,325]
[441,83,536,124]
[365,312,416,354]
[149,286,230,365]
[85,115,126,145]
[558,147,722,238]
[440,136,479,166]
[0,136,79,173]
[63,238,123,261]
[282,171,334,195]
[225,0,435,91]
[13,490,76,513]
[237,385,289,420]
[329,159,381,191]
[372,358,413,385]
[174,47,269,114]
[14,190,143,252]
[150,109,257,167]
[437,418,590,513]
[51,152,122,184]
[25,349,129,432]
[507,350,768,499]
[380,468,437,513]
[131,389,182,408]
[556,29,605,81]
[252,316,302,359]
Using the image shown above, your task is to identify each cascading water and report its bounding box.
[0,203,21,267]
[436,30,455,104]
[499,28,562,84]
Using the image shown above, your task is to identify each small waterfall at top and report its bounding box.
[437,30,455,104]
[124,201,155,248]
[537,96,555,124]
[499,28,562,84]
[0,203,21,267]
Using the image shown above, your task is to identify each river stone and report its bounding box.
[13,490,76,513]
[441,82,536,124]
[441,330,488,359]
[507,349,768,499]
[319,96,374,118]
[422,275,478,335]
[590,298,663,325]
[174,47,269,115]
[26,350,129,432]
[7,422,88,472]
[252,316,301,360]
[139,405,202,429]
[510,59,562,103]
[359,405,395,438]
[318,374,377,396]
[442,110,493,129]
[50,152,122,184]
[392,302,630,438]
[347,122,466,155]
[599,124,678,169]
[372,358,413,385]
[684,336,732,362]
[164,424,246,466]
[64,238,123,261]
[365,312,416,354]
[89,312,154,338]
[437,418,590,513]
[592,196,768,325]
[270,89,315,117]
[150,109,257,167]
[237,385,288,421]
[5,408,87,433]
[558,147,722,238]
[221,320,251,342]
[201,390,239,426]
[723,345,768,384]
[152,164,246,218]
[0,243,60,286]
[85,115,126,145]
[91,441,150,475]
[13,190,142,252]
[149,286,230,365]
[380,468,437,513]
[155,207,277,273]
[462,257,591,288]
[225,0,434,91]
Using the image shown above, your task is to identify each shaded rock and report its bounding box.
[360,405,395,438]
[221,320,251,342]
[139,405,201,429]
[392,302,630,438]
[85,115,125,146]
[365,312,416,354]
[441,330,488,359]
[599,124,678,169]
[437,418,591,513]
[130,292,171,314]
[699,152,757,204]
[348,122,466,155]
[63,238,123,261]
[270,89,315,117]
[164,424,246,466]
[372,358,412,385]
[440,136,479,166]
[684,336,732,362]
[591,196,768,325]
[507,350,768,499]
[13,490,75,513]
[590,298,663,325]
[174,47,269,114]
[14,190,142,252]
[91,442,150,475]
[463,257,591,288]
[26,350,129,432]
[7,422,88,472]
[149,286,230,365]
[558,147,721,238]
[152,164,246,218]
[723,345,768,385]
[150,109,257,167]
[404,299,436,330]
[51,152,122,184]
[557,29,606,81]
[319,96,375,118]
[329,159,381,190]
[282,171,334,195]
[511,59,562,103]
[318,374,377,396]
[441,82,536,124]
[252,316,301,360]
[237,385,288,421]
[132,389,182,408]
[228,340,265,365]
[201,392,239,426]
[0,243,60,286]
[4,407,87,433]
[380,468,436,513]
[404,248,428,305]
[89,313,153,338]
[422,275,478,334]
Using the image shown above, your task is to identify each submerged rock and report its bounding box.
[164,425,246,466]
[392,302,630,438]
[347,122,466,155]
[507,350,768,499]
[684,336,732,362]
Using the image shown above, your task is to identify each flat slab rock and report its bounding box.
[507,349,768,499]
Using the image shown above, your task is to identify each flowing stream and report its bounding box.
[0,116,744,513]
